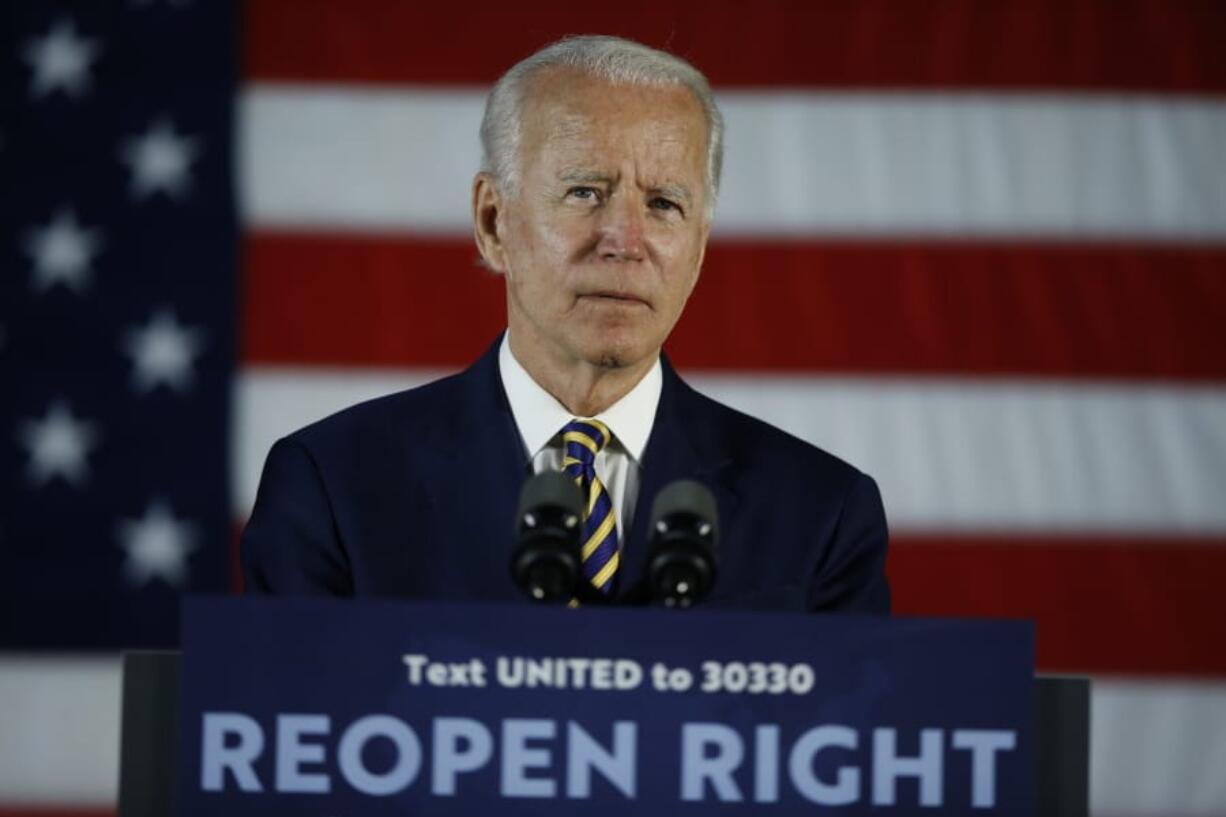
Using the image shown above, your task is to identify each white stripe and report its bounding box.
[694,374,1226,535]
[239,85,486,233]
[235,368,1226,534]
[2,658,1222,815]
[0,655,120,805]
[241,85,1226,239]
[1091,678,1226,816]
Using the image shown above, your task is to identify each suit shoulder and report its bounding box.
[286,369,468,454]
[680,381,867,486]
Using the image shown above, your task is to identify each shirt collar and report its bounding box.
[499,333,661,464]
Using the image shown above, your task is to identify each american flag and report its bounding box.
[3,0,236,808]
[2,1,1225,814]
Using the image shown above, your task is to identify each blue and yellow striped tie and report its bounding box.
[561,418,619,595]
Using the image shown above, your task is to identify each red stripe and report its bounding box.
[889,535,1226,676]
[245,0,1226,92]
[243,232,1226,380]
[242,236,504,368]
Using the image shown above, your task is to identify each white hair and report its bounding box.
[479,35,724,215]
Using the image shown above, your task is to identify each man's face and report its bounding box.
[487,70,711,373]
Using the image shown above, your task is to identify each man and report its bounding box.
[242,35,889,613]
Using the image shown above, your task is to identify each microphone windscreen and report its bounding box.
[649,479,719,544]
[517,470,584,528]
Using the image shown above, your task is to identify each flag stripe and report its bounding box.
[236,368,1226,536]
[0,657,119,806]
[242,235,499,368]
[244,232,1226,379]
[1090,679,1226,816]
[240,88,1226,239]
[244,0,1226,93]
[890,537,1226,676]
[695,375,1226,534]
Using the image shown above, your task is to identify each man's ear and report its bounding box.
[472,172,509,274]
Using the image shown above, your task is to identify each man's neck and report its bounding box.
[507,333,657,417]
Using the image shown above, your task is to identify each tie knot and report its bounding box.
[561,418,612,465]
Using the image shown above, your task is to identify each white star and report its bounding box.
[17,401,100,487]
[122,308,207,394]
[117,501,197,587]
[24,208,105,294]
[119,118,202,200]
[22,18,101,99]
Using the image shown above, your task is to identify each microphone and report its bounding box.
[510,471,584,603]
[645,480,719,608]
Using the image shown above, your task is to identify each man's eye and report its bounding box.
[568,187,599,201]
[650,197,681,213]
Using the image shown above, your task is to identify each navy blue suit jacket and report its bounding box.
[242,339,890,613]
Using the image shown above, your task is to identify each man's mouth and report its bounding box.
[580,291,649,306]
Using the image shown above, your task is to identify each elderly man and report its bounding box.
[242,35,889,613]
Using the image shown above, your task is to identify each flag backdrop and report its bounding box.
[2,1,1225,814]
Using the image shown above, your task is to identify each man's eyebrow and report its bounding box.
[557,169,612,185]
[555,170,694,206]
[652,183,693,206]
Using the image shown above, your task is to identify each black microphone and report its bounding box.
[510,471,584,603]
[645,480,719,608]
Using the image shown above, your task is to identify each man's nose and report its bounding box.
[595,196,646,262]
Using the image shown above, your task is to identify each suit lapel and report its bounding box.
[453,336,530,595]
[617,357,738,604]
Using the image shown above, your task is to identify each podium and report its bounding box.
[118,598,1088,816]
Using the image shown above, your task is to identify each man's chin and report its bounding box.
[573,327,662,372]
[581,340,645,371]
[588,342,662,372]
[593,353,627,369]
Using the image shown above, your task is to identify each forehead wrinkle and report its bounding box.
[519,76,709,207]
[537,112,595,151]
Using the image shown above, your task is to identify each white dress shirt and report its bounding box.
[498,334,662,538]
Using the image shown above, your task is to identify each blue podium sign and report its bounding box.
[177,597,1034,815]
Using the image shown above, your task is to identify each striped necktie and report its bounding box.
[561,418,619,595]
